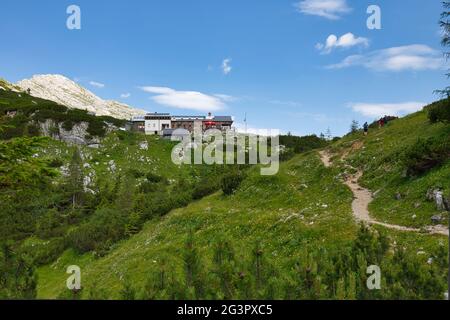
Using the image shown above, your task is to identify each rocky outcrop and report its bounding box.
[139,141,149,150]
[427,188,449,211]
[37,119,108,147]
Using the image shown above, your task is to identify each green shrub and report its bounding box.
[87,120,107,137]
[62,120,74,131]
[26,124,40,137]
[116,130,137,145]
[67,208,126,253]
[48,158,64,168]
[128,168,145,179]
[279,134,328,154]
[36,208,64,239]
[146,172,163,183]
[20,238,66,266]
[279,148,295,161]
[221,172,244,195]
[428,99,450,123]
[49,125,60,136]
[192,177,219,200]
[403,136,450,176]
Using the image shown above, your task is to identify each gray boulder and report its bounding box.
[427,188,449,211]
[431,215,442,224]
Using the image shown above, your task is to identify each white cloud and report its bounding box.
[295,0,351,20]
[140,86,229,112]
[213,94,236,102]
[234,122,281,136]
[222,58,232,75]
[327,44,445,71]
[120,93,131,99]
[316,33,369,54]
[349,102,425,118]
[89,81,105,88]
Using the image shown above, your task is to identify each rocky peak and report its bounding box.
[16,74,145,120]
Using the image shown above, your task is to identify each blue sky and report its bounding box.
[0,0,447,136]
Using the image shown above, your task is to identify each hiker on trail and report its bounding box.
[378,118,385,128]
[363,122,369,136]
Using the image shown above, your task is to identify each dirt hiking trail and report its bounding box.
[318,150,448,236]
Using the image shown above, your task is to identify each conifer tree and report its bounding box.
[437,1,450,96]
[336,278,346,300]
[115,173,135,216]
[182,232,205,299]
[87,280,108,300]
[350,120,359,133]
[252,242,264,292]
[67,148,84,209]
[0,242,37,299]
[120,276,136,300]
[212,240,237,299]
[346,272,357,300]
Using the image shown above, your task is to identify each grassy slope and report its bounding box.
[23,133,209,298]
[330,110,450,228]
[37,151,355,298]
[37,116,448,298]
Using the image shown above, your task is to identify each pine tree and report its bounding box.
[250,241,278,299]
[336,278,346,300]
[141,257,176,300]
[125,211,141,236]
[325,127,332,141]
[0,242,37,299]
[67,148,84,209]
[212,240,236,299]
[437,1,450,96]
[350,120,359,133]
[115,173,135,216]
[346,272,357,300]
[120,277,136,300]
[87,280,108,300]
[252,242,264,292]
[183,232,205,299]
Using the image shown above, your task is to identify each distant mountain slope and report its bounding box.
[16,74,145,120]
[0,78,20,92]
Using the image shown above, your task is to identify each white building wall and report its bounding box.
[144,119,172,135]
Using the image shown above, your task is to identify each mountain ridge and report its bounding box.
[16,74,145,120]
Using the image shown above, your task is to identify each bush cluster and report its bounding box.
[221,171,244,195]
[427,98,450,123]
[403,136,450,176]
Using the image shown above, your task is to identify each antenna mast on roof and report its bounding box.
[244,112,247,134]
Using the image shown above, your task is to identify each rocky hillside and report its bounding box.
[0,87,126,146]
[0,78,20,92]
[17,74,145,120]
